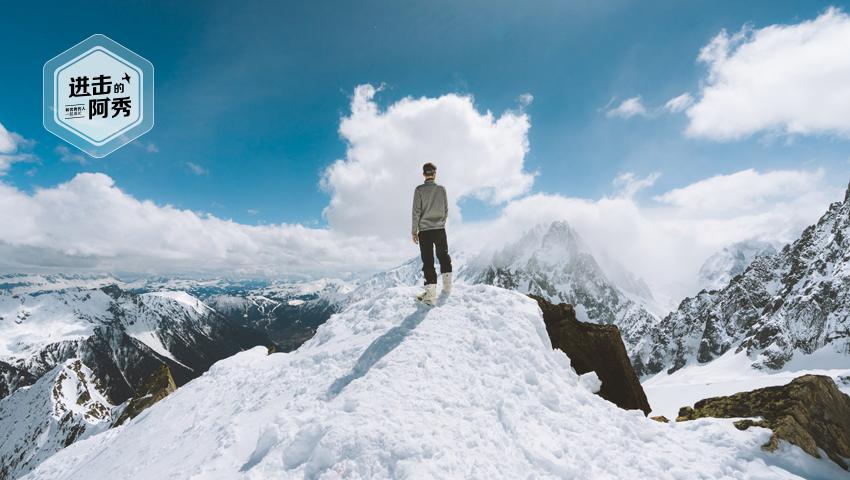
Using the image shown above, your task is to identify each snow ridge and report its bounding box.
[22,285,843,480]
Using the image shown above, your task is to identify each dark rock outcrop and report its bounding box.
[0,361,36,399]
[114,364,177,426]
[677,375,850,469]
[530,295,652,415]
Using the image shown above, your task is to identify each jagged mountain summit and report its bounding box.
[22,286,842,479]
[0,285,272,478]
[458,221,660,349]
[697,240,780,293]
[635,182,850,376]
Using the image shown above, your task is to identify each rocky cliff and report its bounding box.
[530,295,651,415]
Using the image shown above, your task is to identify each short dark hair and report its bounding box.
[423,162,437,175]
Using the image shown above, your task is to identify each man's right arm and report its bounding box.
[442,186,448,221]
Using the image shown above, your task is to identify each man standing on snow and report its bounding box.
[412,162,452,305]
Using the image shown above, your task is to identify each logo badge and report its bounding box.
[43,34,154,158]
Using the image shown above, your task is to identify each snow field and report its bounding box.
[23,285,849,479]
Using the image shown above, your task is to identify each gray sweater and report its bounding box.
[411,179,448,234]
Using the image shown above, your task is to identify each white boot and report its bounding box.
[441,272,453,294]
[418,284,437,305]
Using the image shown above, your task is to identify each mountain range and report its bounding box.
[3,183,850,477]
[21,285,843,479]
[0,285,272,478]
[633,182,850,376]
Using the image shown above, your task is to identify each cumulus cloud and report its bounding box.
[0,123,17,154]
[605,96,648,119]
[0,122,36,175]
[321,84,533,238]
[663,93,693,113]
[0,164,837,305]
[0,173,398,278]
[0,90,841,308]
[686,8,850,140]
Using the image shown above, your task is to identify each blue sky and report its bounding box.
[1,0,847,226]
[1,1,850,297]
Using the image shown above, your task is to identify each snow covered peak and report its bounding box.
[697,240,779,292]
[459,221,660,350]
[23,285,839,479]
[489,220,588,269]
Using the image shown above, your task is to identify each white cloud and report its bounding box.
[321,84,533,238]
[653,168,825,214]
[605,96,648,119]
[612,172,661,198]
[132,140,159,153]
[55,145,88,165]
[663,93,693,113]
[0,122,36,175]
[0,91,841,309]
[186,162,209,176]
[0,173,399,278]
[454,168,839,307]
[517,93,534,108]
[686,8,850,140]
[0,122,17,154]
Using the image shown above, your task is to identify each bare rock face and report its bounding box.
[114,364,177,426]
[530,295,651,415]
[677,375,850,470]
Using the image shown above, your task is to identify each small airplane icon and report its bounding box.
[122,72,131,83]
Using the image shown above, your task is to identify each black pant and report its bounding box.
[418,228,452,285]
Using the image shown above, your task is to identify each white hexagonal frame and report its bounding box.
[44,34,154,158]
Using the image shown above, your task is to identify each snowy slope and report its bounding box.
[23,285,846,479]
[643,348,850,419]
[697,240,779,293]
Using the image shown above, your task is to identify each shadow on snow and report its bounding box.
[325,297,445,400]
